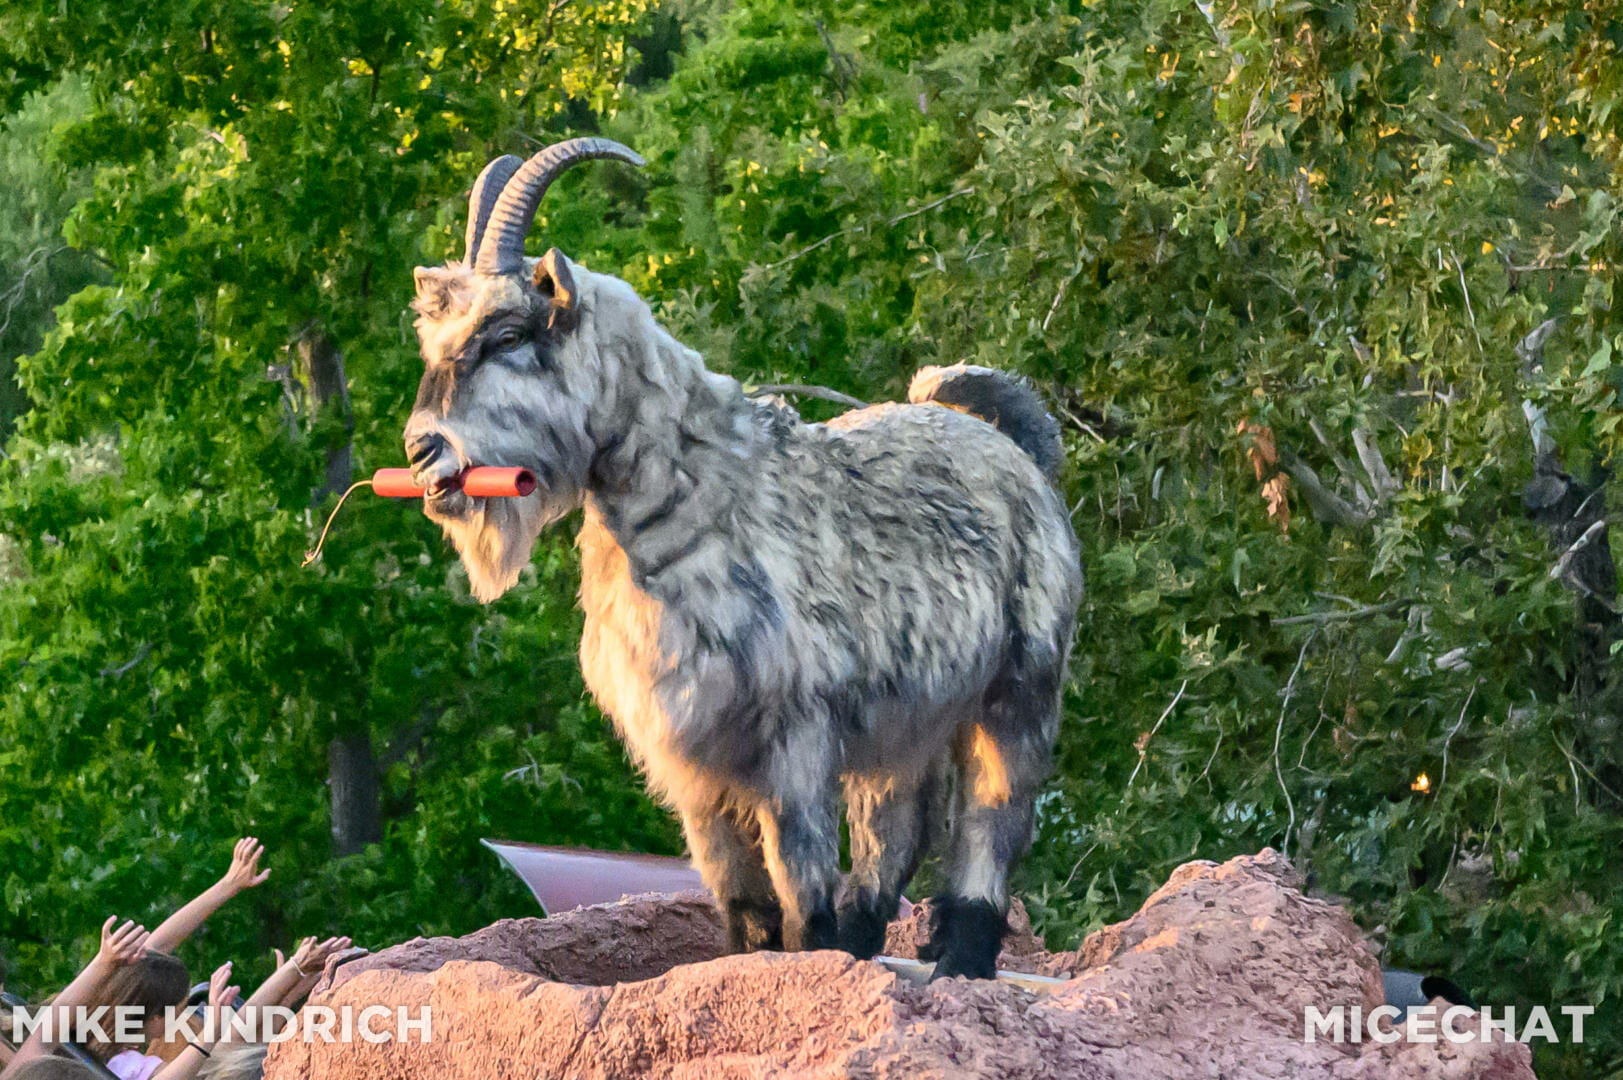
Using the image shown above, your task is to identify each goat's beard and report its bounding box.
[430,490,559,602]
[419,392,596,602]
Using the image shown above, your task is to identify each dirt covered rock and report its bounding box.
[266,851,1535,1079]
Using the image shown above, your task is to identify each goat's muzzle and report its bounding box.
[407,429,448,470]
[403,418,469,509]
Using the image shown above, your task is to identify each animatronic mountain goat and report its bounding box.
[403,139,1084,979]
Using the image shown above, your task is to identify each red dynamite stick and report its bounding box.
[370,467,537,498]
[303,466,537,567]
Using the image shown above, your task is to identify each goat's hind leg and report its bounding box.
[681,792,782,953]
[928,695,1056,980]
[838,767,942,959]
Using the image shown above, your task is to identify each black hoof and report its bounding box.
[836,887,895,960]
[796,900,839,951]
[924,896,1006,980]
[725,899,783,953]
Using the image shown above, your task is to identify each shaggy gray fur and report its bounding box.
[403,241,1083,976]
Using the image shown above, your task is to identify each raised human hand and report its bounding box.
[207,961,239,1010]
[272,937,309,974]
[218,837,271,895]
[95,917,150,968]
[300,935,352,973]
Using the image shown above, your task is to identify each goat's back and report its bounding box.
[577,381,1081,795]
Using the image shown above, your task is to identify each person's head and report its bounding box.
[83,950,188,1060]
[10,1057,102,1080]
[198,1041,268,1080]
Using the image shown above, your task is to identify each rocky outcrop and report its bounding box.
[316,891,725,993]
[267,850,1535,1079]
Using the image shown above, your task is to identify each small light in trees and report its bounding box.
[1410,772,1431,794]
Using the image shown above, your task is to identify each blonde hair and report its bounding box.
[198,1041,268,1080]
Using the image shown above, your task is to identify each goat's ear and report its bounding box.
[414,265,454,294]
[533,248,578,332]
[412,266,456,315]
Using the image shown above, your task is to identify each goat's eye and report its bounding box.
[492,326,524,350]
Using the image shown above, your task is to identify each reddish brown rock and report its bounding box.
[267,851,1535,1080]
[1331,1004,1537,1080]
[319,891,725,994]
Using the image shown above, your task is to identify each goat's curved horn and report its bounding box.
[475,137,645,276]
[464,154,524,265]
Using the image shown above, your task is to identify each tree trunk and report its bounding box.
[298,328,354,501]
[1522,330,1622,794]
[328,728,383,856]
[296,327,383,854]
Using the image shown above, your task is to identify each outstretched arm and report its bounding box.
[223,936,353,1045]
[151,961,238,1080]
[280,941,367,1010]
[1,918,149,1078]
[147,838,271,954]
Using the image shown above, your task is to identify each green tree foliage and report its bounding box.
[600,4,1623,1073]
[0,76,99,431]
[0,0,675,1009]
[2,1,1621,1075]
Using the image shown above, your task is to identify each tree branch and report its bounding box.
[1550,519,1609,581]
[0,244,69,343]
[763,227,858,270]
[1127,679,1189,789]
[1274,633,1316,863]
[1437,679,1478,794]
[1042,270,1080,334]
[758,189,974,272]
[99,643,153,679]
[743,383,868,409]
[1351,429,1398,503]
[1450,248,1484,357]
[1279,449,1373,528]
[1553,732,1623,804]
[887,187,974,227]
[1274,599,1410,626]
[1308,420,1371,508]
[1549,520,1621,612]
[1515,317,1563,367]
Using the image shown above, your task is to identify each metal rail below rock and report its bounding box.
[873,955,1069,994]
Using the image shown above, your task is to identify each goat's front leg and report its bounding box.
[753,730,840,951]
[756,797,840,951]
[679,792,782,953]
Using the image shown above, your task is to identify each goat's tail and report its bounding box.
[908,364,1063,482]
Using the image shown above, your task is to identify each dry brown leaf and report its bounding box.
[1261,473,1292,532]
[1238,419,1289,531]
